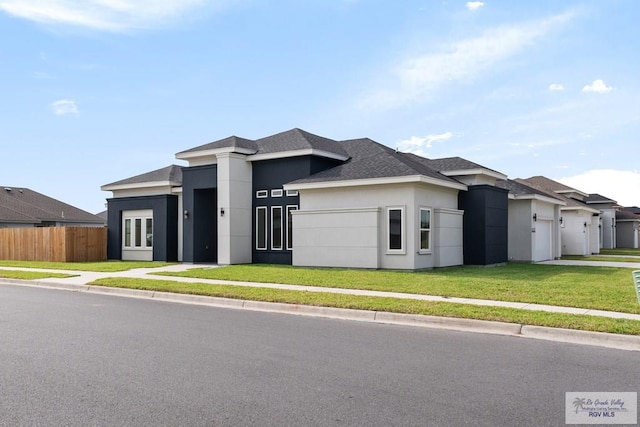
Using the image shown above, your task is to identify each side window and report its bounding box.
[286,205,298,250]
[388,207,403,251]
[419,208,431,251]
[256,207,267,250]
[271,206,283,250]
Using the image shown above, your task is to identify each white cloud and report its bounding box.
[51,99,79,115]
[396,132,453,157]
[558,169,640,207]
[466,2,484,11]
[582,79,612,93]
[548,83,564,91]
[359,11,574,109]
[0,0,211,31]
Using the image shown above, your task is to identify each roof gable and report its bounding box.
[102,165,183,189]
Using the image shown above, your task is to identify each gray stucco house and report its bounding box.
[102,128,518,269]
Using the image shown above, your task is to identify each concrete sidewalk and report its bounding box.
[2,261,640,352]
[1,261,639,321]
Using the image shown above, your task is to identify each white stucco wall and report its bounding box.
[216,153,252,264]
[560,210,593,255]
[293,182,462,270]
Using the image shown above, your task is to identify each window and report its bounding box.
[256,190,268,198]
[271,189,283,198]
[271,206,283,250]
[286,205,298,250]
[256,207,267,250]
[388,207,403,251]
[419,208,431,251]
[122,211,153,249]
[286,190,299,197]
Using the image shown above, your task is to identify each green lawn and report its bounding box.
[600,248,640,256]
[156,263,640,314]
[0,260,174,272]
[562,255,640,263]
[0,269,76,280]
[89,277,640,336]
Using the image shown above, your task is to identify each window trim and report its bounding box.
[386,206,405,254]
[286,189,299,197]
[256,206,267,250]
[271,189,283,198]
[419,207,432,253]
[271,206,283,250]
[256,190,268,199]
[286,205,298,250]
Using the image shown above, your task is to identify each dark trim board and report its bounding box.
[106,195,179,261]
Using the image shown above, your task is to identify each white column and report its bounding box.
[216,152,253,264]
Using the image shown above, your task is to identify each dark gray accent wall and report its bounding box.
[252,156,342,265]
[182,165,218,263]
[458,185,509,266]
[106,195,179,261]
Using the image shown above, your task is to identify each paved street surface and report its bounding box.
[1,284,639,426]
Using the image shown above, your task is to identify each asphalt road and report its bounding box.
[1,284,638,427]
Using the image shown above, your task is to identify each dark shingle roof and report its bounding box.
[624,206,640,214]
[177,136,258,155]
[516,178,593,210]
[422,157,503,175]
[616,210,640,220]
[495,179,564,200]
[521,176,581,193]
[0,187,104,225]
[177,128,348,159]
[102,165,183,188]
[585,193,617,204]
[287,138,461,185]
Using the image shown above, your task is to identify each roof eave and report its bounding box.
[247,149,349,162]
[101,180,181,192]
[285,175,467,191]
[440,168,508,181]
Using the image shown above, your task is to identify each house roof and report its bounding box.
[286,138,464,187]
[102,165,183,188]
[623,206,640,214]
[616,209,640,220]
[585,193,618,204]
[516,178,598,212]
[0,187,104,225]
[521,176,589,198]
[176,128,349,160]
[495,179,564,202]
[176,136,258,155]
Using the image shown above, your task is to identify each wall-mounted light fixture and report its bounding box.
[533,213,537,222]
[184,209,189,219]
[220,207,225,217]
[559,216,563,225]
[584,221,588,227]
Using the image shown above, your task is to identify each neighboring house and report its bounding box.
[585,193,619,249]
[495,179,564,262]
[616,208,640,249]
[0,186,105,228]
[102,128,513,269]
[517,177,600,256]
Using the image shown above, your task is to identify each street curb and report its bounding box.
[2,279,639,352]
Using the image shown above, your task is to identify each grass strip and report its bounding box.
[155,264,640,314]
[0,270,76,280]
[600,249,640,256]
[90,277,640,336]
[0,260,174,272]
[562,255,640,263]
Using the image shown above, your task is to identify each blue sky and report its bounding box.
[1,0,638,214]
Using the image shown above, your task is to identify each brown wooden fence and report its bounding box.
[0,227,107,262]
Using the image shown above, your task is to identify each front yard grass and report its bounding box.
[156,263,640,314]
[562,255,640,263]
[0,269,76,280]
[89,277,640,336]
[600,248,640,256]
[0,260,174,272]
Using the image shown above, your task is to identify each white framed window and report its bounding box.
[286,190,299,197]
[256,207,267,250]
[256,190,268,198]
[122,211,153,250]
[271,189,283,198]
[419,208,431,252]
[271,206,283,250]
[286,205,298,250]
[387,207,404,253]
